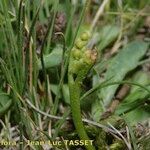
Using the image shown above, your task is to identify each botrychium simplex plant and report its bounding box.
[68,31,97,150]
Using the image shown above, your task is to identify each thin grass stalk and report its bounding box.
[17,0,25,93]
[45,0,59,54]
[39,0,59,101]
[23,2,42,94]
[1,0,21,92]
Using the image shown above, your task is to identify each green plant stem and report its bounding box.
[68,74,95,150]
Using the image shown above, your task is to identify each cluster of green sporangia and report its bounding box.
[69,32,97,76]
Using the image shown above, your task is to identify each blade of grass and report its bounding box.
[23,1,43,94]
[45,0,59,54]
[81,80,150,101]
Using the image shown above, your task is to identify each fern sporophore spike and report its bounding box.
[69,32,97,76]
[68,31,97,150]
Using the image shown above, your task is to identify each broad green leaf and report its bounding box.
[91,99,104,121]
[131,71,150,93]
[50,84,70,104]
[115,71,150,115]
[98,25,120,51]
[50,84,61,98]
[100,41,149,107]
[0,90,12,115]
[121,106,150,125]
[62,84,70,104]
[115,87,150,115]
[38,47,63,70]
